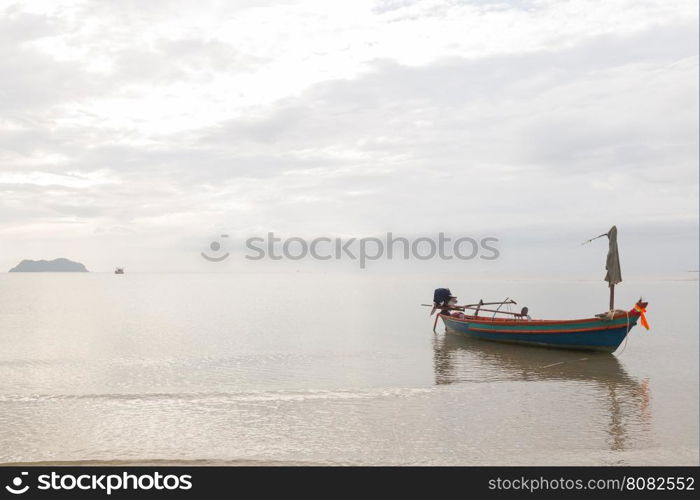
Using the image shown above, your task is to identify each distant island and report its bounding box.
[9,258,89,272]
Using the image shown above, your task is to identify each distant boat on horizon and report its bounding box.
[114,267,125,274]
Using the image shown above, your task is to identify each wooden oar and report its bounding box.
[461,306,523,317]
[421,303,523,317]
[421,299,516,309]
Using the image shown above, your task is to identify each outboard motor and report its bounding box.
[430,288,458,318]
[433,288,453,307]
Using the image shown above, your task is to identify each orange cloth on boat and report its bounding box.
[634,304,650,330]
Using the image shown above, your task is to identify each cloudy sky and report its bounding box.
[1,0,697,274]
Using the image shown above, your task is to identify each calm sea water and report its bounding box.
[0,273,697,465]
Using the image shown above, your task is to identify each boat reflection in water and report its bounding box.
[432,333,651,452]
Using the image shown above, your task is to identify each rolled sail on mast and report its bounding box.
[604,225,622,288]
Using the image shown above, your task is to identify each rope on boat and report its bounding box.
[616,310,631,356]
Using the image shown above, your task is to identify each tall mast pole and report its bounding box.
[609,284,615,311]
[582,225,620,312]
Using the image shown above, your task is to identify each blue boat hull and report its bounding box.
[441,316,633,353]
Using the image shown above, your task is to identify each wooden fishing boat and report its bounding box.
[427,226,650,353]
[439,302,647,353]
